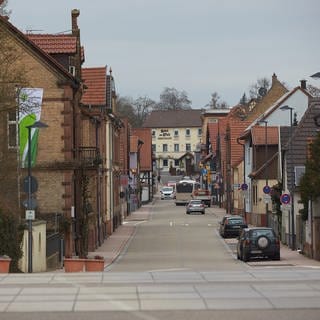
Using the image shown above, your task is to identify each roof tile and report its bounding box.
[81,67,107,106]
[27,34,77,53]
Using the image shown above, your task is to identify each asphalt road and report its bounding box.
[1,197,320,319]
[109,198,245,272]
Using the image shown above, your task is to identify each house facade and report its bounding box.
[143,109,203,178]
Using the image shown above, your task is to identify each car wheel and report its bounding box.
[237,251,241,260]
[257,236,270,250]
[272,253,280,260]
[242,251,249,262]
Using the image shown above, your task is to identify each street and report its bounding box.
[1,197,320,319]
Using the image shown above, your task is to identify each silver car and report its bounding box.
[186,199,205,214]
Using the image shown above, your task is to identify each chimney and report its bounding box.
[71,9,80,31]
[300,79,307,90]
[271,73,278,86]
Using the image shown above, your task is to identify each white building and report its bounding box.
[143,109,203,177]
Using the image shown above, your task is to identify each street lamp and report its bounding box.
[280,105,295,250]
[257,120,268,226]
[26,121,48,273]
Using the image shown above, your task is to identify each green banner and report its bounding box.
[19,88,43,168]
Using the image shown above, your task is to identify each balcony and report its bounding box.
[75,147,102,167]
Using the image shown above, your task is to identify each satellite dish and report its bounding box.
[258,87,267,97]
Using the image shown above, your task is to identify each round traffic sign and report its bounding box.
[241,183,248,191]
[280,193,291,205]
[263,185,271,194]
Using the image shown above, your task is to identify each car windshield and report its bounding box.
[162,187,173,192]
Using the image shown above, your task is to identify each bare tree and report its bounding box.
[155,87,192,110]
[0,0,11,17]
[249,77,270,99]
[0,27,28,113]
[116,95,155,127]
[133,96,155,127]
[206,91,229,109]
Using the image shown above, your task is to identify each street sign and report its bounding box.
[22,198,38,210]
[280,193,291,205]
[25,210,35,220]
[241,183,248,191]
[263,194,271,203]
[263,185,271,194]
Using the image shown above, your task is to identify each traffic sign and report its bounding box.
[241,183,248,191]
[263,185,271,194]
[280,193,291,205]
[25,210,35,220]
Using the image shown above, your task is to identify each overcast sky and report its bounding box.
[7,0,320,108]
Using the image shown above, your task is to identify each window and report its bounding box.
[294,166,305,186]
[152,130,156,137]
[174,159,179,166]
[8,111,17,148]
[163,144,168,152]
[185,128,190,136]
[163,159,168,167]
[152,144,156,152]
[198,128,202,136]
[174,129,179,137]
[186,143,191,152]
[174,144,179,152]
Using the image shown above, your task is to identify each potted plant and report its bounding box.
[63,256,86,272]
[85,255,105,272]
[0,255,12,273]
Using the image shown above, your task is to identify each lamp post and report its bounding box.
[26,121,48,273]
[280,105,295,250]
[258,120,268,226]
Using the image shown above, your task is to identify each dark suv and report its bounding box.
[219,215,247,238]
[237,227,280,262]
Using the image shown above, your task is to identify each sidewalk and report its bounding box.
[86,204,153,270]
[211,205,320,268]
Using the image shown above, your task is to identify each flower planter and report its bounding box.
[0,257,11,273]
[85,258,105,272]
[63,258,86,272]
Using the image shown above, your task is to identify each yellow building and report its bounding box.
[143,110,202,177]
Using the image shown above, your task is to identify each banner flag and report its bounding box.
[18,88,43,168]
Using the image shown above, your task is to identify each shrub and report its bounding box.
[0,209,24,272]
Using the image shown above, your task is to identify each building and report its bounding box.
[143,109,203,178]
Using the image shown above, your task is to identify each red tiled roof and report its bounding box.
[81,67,107,106]
[251,126,279,145]
[143,110,202,128]
[27,34,77,53]
[132,128,152,171]
[229,118,251,167]
[207,122,219,153]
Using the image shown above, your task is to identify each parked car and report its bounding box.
[219,215,247,238]
[160,186,175,200]
[186,199,205,214]
[236,227,280,262]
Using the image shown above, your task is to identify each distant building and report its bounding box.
[143,109,202,177]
